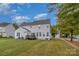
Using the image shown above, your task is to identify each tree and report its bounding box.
[58,4,79,41]
[51,25,57,37]
[48,3,79,41]
[13,23,19,30]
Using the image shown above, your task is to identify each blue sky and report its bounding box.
[0,3,57,25]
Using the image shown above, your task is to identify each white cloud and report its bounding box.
[12,16,30,24]
[0,3,10,14]
[0,3,16,15]
[0,3,31,15]
[34,13,48,20]
[17,3,31,11]
[18,3,31,8]
[11,9,17,13]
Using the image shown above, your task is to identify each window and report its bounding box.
[32,33,35,35]
[47,32,49,36]
[43,34,45,37]
[31,33,36,38]
[37,32,38,37]
[39,32,41,37]
[47,25,49,28]
[17,32,20,36]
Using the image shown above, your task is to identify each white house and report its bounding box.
[0,23,15,37]
[15,27,31,39]
[15,19,52,40]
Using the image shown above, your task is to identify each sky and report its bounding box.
[0,3,57,25]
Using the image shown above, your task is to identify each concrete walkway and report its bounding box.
[65,38,79,41]
[61,38,79,50]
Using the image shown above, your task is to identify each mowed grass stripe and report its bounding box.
[18,40,79,56]
[0,40,43,56]
[18,40,50,55]
[0,38,79,56]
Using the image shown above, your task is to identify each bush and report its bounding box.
[0,35,2,38]
[9,36,14,38]
[0,35,8,38]
[0,35,14,39]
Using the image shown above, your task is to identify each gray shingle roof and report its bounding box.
[20,19,50,26]
[0,23,10,27]
[21,27,31,32]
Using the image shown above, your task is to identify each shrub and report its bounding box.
[9,36,14,38]
[0,35,2,38]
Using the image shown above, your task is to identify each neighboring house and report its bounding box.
[15,19,52,40]
[0,23,15,37]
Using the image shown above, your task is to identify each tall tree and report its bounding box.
[58,4,79,41]
[51,25,57,37]
[48,3,79,41]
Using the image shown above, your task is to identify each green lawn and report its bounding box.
[0,38,79,56]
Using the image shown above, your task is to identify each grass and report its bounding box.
[0,38,79,56]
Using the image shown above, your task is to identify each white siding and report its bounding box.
[5,24,15,37]
[0,27,7,37]
[0,27,5,33]
[15,27,31,39]
[23,24,51,40]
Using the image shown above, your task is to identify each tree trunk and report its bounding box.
[70,30,73,41]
